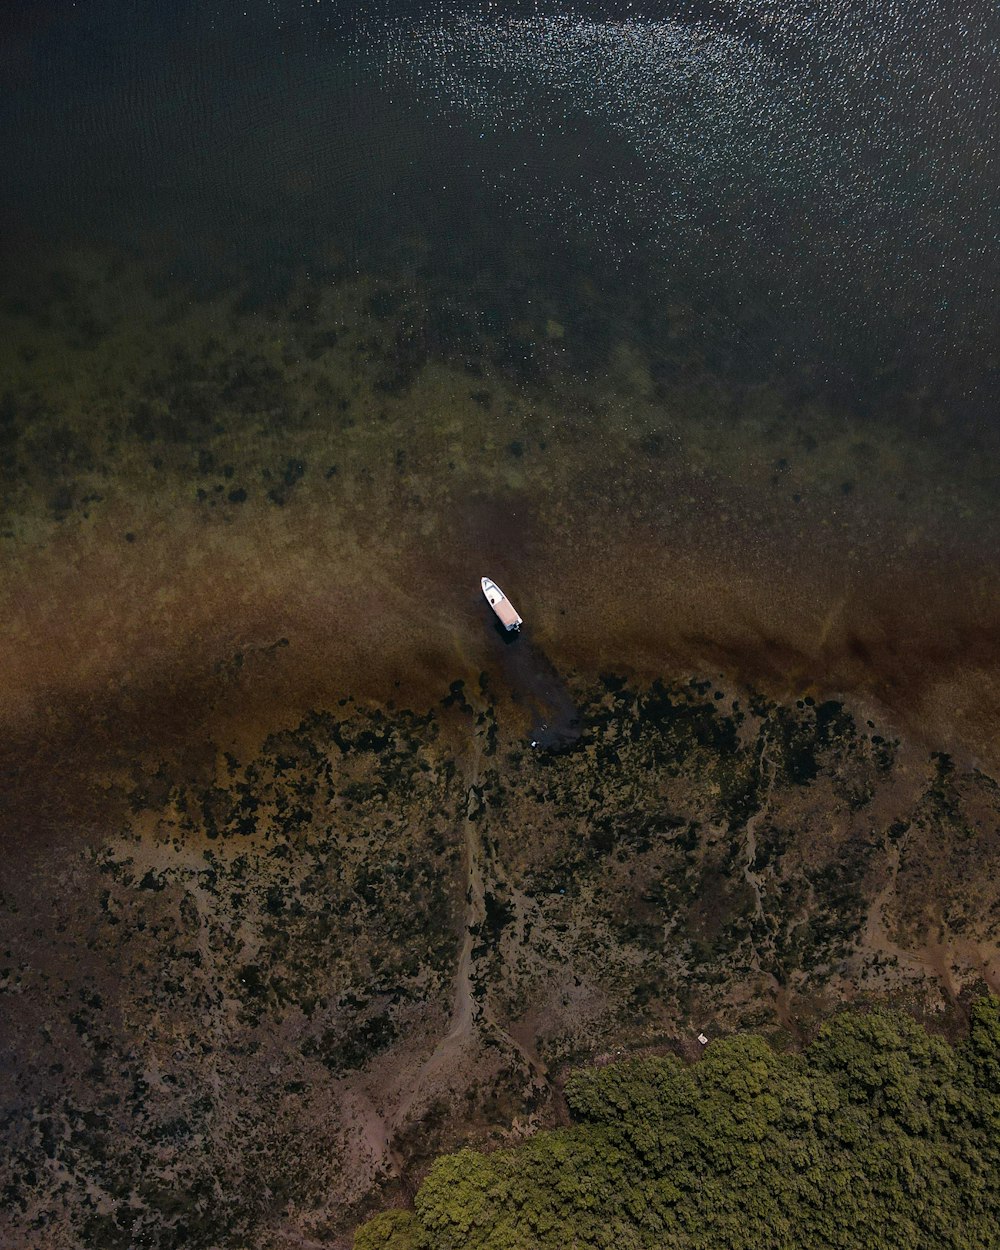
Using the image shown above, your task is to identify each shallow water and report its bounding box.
[2,0,999,750]
[4,6,1000,1246]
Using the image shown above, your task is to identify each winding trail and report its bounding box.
[386,698,551,1152]
[386,733,486,1138]
[743,734,776,939]
[741,730,794,1027]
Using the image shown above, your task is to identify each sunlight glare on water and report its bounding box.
[3,0,996,419]
[375,2,998,410]
[1,0,998,527]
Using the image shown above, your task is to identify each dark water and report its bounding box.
[3,0,998,435]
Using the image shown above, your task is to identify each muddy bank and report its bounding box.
[2,457,998,792]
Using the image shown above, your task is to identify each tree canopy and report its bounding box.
[355,999,1000,1250]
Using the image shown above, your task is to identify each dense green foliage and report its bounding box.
[355,1000,1000,1249]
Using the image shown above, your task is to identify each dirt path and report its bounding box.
[340,1083,406,1185]
[386,734,486,1139]
[452,742,488,1042]
[385,699,551,1148]
[743,733,776,951]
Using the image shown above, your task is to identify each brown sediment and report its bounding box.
[3,447,998,798]
[1,248,997,792]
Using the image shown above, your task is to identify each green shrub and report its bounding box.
[356,1000,1000,1250]
[354,1207,422,1250]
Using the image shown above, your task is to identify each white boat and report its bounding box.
[481,576,522,631]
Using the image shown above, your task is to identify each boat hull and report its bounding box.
[481,576,522,630]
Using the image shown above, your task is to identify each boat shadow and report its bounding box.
[485,614,582,752]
